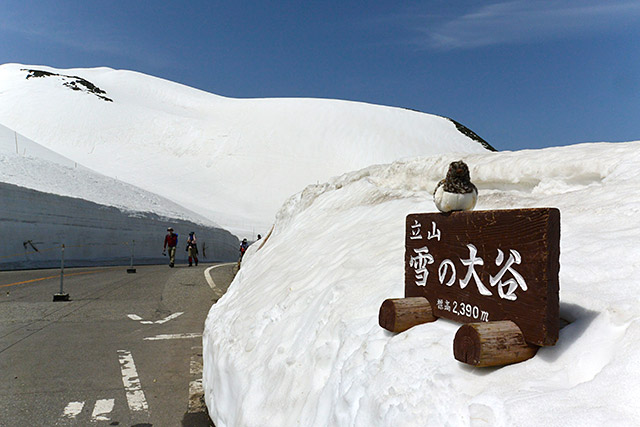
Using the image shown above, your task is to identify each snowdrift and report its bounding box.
[203,141,640,426]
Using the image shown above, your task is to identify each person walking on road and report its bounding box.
[186,231,199,267]
[238,238,249,269]
[163,227,178,267]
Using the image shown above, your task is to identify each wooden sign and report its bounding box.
[404,208,560,346]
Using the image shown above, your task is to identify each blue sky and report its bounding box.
[1,0,639,151]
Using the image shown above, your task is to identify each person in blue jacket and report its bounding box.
[186,232,198,267]
[238,238,249,269]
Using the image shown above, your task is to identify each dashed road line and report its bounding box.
[60,351,149,423]
[188,379,204,411]
[190,357,203,376]
[117,349,149,413]
[188,346,206,414]
[143,333,202,341]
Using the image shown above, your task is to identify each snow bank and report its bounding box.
[0,63,493,236]
[1,124,238,267]
[1,182,239,269]
[203,141,640,426]
[0,123,217,226]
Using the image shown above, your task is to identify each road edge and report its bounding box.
[204,263,234,292]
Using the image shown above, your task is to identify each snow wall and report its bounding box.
[0,182,239,270]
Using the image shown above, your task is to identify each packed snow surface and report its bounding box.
[0,63,491,237]
[204,141,640,426]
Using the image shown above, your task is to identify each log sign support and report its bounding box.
[378,297,436,333]
[379,208,560,368]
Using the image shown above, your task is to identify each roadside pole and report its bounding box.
[53,244,70,301]
[127,240,137,273]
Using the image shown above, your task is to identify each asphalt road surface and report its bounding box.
[0,262,237,427]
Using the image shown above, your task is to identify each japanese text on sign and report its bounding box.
[409,220,527,301]
[404,209,561,347]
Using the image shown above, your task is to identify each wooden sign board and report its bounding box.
[404,208,560,346]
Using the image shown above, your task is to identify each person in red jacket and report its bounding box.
[163,227,178,267]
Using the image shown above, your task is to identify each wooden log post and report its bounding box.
[453,320,539,367]
[379,297,436,333]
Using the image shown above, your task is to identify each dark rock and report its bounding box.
[22,68,113,102]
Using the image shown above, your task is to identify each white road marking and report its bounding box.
[128,312,184,324]
[188,379,204,412]
[204,265,217,289]
[189,378,203,396]
[190,358,203,376]
[91,398,115,421]
[150,311,183,324]
[117,350,149,413]
[62,401,84,419]
[204,263,233,291]
[143,333,202,341]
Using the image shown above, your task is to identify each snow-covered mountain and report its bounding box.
[204,140,640,426]
[0,63,494,237]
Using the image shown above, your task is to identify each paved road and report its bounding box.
[0,262,237,427]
